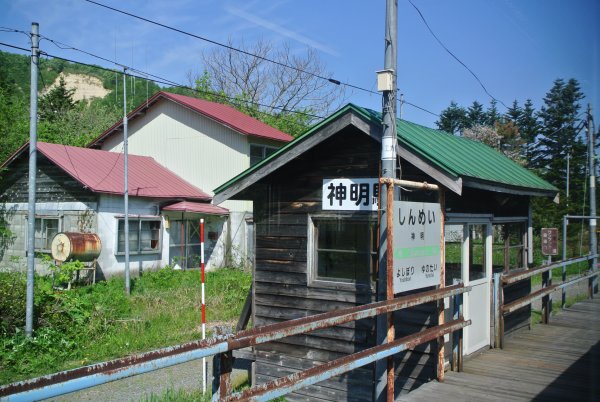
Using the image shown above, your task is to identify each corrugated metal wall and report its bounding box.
[101,99,252,212]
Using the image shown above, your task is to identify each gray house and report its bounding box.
[0,142,228,277]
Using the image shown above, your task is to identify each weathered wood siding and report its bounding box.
[0,154,98,271]
[250,127,440,400]
[0,155,96,204]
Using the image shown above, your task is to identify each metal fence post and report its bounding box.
[542,257,552,324]
[493,272,503,348]
[451,288,463,372]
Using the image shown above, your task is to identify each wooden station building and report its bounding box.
[213,104,558,401]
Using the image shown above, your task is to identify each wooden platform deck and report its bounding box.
[398,298,600,402]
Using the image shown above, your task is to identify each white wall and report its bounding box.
[101,98,253,212]
[99,98,287,268]
[96,195,167,277]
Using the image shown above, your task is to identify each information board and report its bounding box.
[322,178,379,211]
[541,228,558,256]
[393,201,442,293]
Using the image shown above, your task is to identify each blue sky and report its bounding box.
[1,0,598,128]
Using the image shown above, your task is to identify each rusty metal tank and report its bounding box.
[50,232,102,262]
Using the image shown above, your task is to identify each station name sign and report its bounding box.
[322,178,379,211]
[393,201,442,293]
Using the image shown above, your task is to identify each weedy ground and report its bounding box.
[0,266,251,385]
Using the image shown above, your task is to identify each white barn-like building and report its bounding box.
[88,91,293,269]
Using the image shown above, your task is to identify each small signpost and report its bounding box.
[541,228,558,256]
[393,201,442,293]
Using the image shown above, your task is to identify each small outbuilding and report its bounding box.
[214,104,558,401]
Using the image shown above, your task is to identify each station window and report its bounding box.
[310,217,377,284]
[117,218,161,254]
[250,144,278,166]
[492,222,526,272]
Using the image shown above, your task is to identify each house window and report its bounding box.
[250,144,278,166]
[34,217,60,252]
[169,219,203,269]
[117,218,161,254]
[310,217,377,283]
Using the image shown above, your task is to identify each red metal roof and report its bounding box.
[88,91,293,147]
[37,142,212,201]
[162,201,229,215]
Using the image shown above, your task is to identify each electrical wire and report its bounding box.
[407,0,509,109]
[403,100,439,117]
[1,39,443,124]
[84,0,379,96]
[38,49,327,120]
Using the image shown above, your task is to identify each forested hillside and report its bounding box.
[0,50,161,164]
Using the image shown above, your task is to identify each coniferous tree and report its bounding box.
[518,99,540,166]
[436,101,467,134]
[531,79,586,227]
[485,99,500,126]
[466,101,486,128]
[38,76,78,122]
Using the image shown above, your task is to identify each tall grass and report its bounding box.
[0,267,251,385]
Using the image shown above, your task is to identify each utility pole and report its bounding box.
[566,152,570,209]
[375,1,397,401]
[25,22,40,337]
[587,104,597,294]
[123,68,130,295]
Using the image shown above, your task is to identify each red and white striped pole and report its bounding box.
[200,218,206,393]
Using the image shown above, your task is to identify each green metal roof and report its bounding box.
[214,103,557,196]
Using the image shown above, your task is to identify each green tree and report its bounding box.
[38,76,78,122]
[436,101,467,134]
[517,99,539,165]
[466,101,486,128]
[531,78,586,226]
[0,86,29,163]
[485,99,500,126]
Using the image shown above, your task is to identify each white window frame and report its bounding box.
[116,217,162,255]
[307,214,376,291]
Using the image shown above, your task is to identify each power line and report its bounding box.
[407,0,509,109]
[1,39,443,124]
[0,41,29,53]
[403,100,439,117]
[31,43,328,120]
[84,0,379,96]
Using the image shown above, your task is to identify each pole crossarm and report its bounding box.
[379,177,439,191]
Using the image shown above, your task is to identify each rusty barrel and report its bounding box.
[50,232,102,262]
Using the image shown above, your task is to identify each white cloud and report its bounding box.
[224,5,339,57]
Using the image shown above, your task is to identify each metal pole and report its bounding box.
[123,68,130,295]
[566,152,570,208]
[436,189,445,381]
[375,1,397,401]
[562,217,568,307]
[25,22,40,337]
[587,104,597,296]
